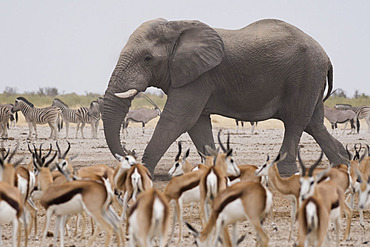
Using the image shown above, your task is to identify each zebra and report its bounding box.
[87,100,101,138]
[75,100,101,139]
[12,97,62,139]
[52,98,82,138]
[0,104,18,128]
[0,105,13,138]
[335,104,370,133]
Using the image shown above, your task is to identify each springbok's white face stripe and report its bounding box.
[299,177,315,201]
[226,156,240,177]
[168,161,184,177]
[120,155,136,169]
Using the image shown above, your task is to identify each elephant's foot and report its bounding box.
[276,161,298,177]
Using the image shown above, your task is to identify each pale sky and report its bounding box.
[1,0,369,97]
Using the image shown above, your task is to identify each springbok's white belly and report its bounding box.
[0,201,18,224]
[17,175,28,196]
[48,194,84,216]
[180,186,200,205]
[218,198,246,226]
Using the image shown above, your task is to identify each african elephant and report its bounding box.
[102,18,348,176]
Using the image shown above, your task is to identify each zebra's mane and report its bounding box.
[16,97,34,107]
[90,100,98,107]
[54,98,69,108]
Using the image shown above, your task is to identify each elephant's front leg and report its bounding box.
[142,84,211,176]
[187,114,215,155]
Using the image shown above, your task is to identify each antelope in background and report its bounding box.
[122,93,161,135]
[324,105,358,134]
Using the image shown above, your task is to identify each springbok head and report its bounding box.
[355,168,370,210]
[0,142,23,182]
[168,141,190,177]
[115,145,137,170]
[298,148,326,202]
[204,130,240,177]
[56,141,77,174]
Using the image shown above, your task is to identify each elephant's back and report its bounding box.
[215,19,329,64]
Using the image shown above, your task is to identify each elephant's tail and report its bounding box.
[323,63,333,102]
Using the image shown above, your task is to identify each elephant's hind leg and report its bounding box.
[277,123,306,175]
[304,105,347,165]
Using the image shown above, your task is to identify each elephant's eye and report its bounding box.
[144,55,153,63]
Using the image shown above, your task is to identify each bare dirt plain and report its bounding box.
[1,117,370,246]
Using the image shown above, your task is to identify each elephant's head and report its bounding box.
[102,18,224,157]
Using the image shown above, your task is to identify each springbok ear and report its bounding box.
[115,153,124,162]
[197,150,207,162]
[184,148,190,159]
[168,20,224,88]
[70,153,79,161]
[315,164,332,182]
[274,152,287,163]
[205,145,218,156]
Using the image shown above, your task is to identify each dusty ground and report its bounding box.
[1,116,370,246]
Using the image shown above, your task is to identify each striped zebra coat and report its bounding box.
[335,104,370,133]
[0,104,18,128]
[53,98,85,138]
[13,97,62,139]
[76,101,101,139]
[0,105,13,138]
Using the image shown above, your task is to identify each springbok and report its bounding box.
[186,181,273,247]
[0,145,25,247]
[297,149,352,246]
[127,188,170,247]
[39,159,124,247]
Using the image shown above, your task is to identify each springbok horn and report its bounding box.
[345,144,352,161]
[354,143,362,160]
[39,143,43,157]
[114,89,138,99]
[28,144,33,154]
[198,150,207,162]
[297,148,307,176]
[0,142,6,160]
[308,151,324,177]
[45,151,58,167]
[8,142,20,163]
[226,132,230,151]
[122,145,129,155]
[56,141,61,158]
[62,141,71,159]
[43,144,53,159]
[218,130,227,152]
[3,148,10,160]
[33,144,43,166]
[175,142,182,162]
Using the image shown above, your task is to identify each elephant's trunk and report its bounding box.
[102,89,132,158]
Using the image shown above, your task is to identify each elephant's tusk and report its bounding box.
[114,89,138,98]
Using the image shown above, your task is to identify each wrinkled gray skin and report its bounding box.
[102,18,348,176]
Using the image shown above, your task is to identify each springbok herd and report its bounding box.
[0,129,370,247]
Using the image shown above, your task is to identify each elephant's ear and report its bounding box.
[168,20,224,88]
